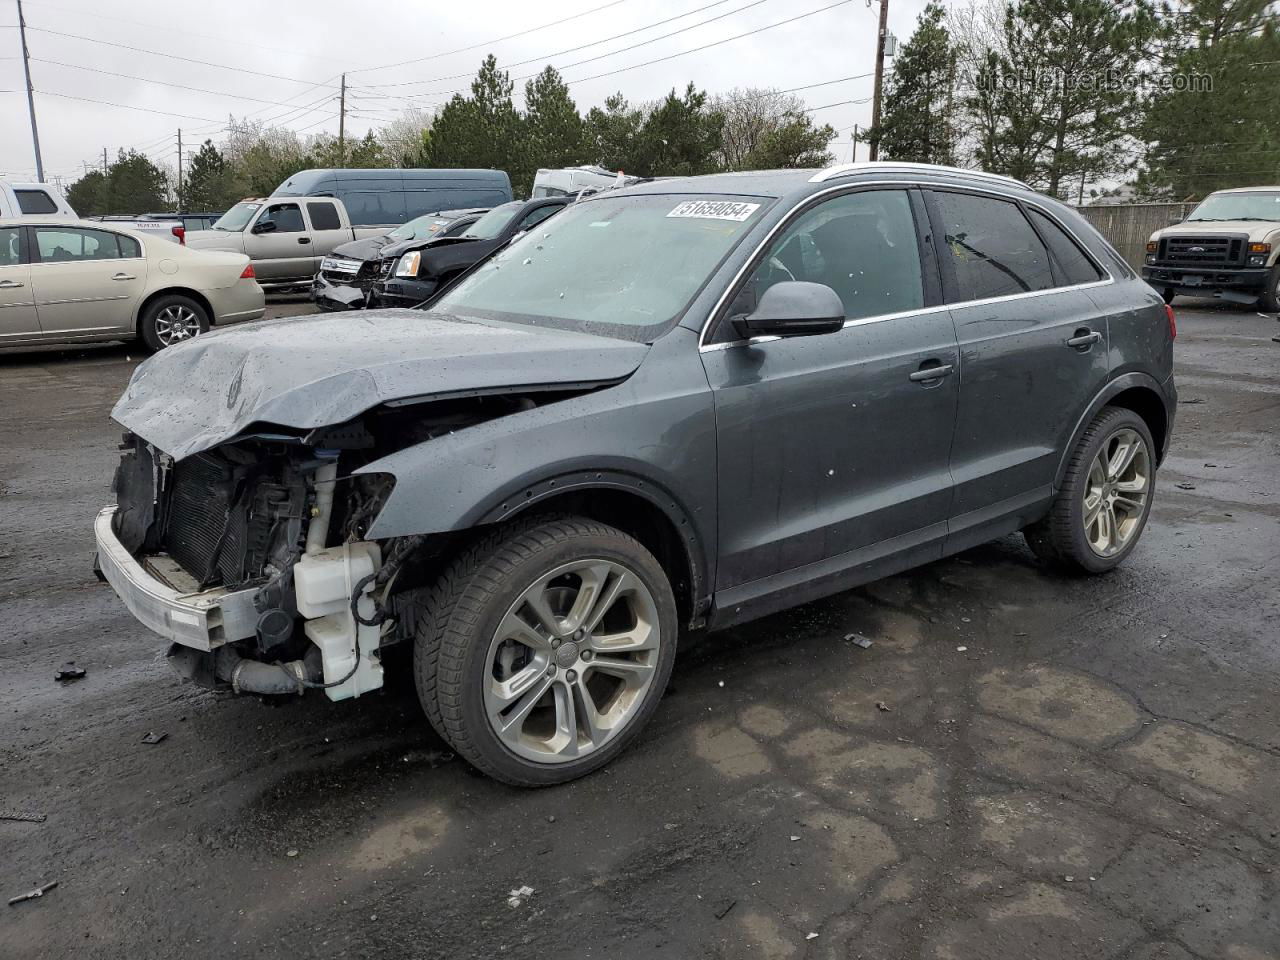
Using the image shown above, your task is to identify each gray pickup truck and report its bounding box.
[185,197,389,290]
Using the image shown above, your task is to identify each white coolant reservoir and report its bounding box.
[294,542,383,701]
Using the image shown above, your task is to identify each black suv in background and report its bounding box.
[373,196,571,307]
[98,163,1175,787]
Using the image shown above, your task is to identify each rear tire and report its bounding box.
[1025,407,1156,575]
[415,516,678,786]
[1259,263,1280,313]
[139,294,209,352]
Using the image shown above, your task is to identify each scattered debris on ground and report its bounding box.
[140,731,168,745]
[1180,397,1206,404]
[1176,482,1196,490]
[507,885,534,908]
[876,701,892,712]
[8,881,57,906]
[0,811,47,823]
[844,633,873,649]
[713,898,737,920]
[54,663,85,683]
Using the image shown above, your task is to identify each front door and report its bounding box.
[924,189,1112,548]
[246,202,313,281]
[701,187,959,600]
[28,226,147,337]
[0,226,39,343]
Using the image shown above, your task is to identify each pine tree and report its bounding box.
[66,170,108,217]
[524,67,585,170]
[877,2,959,165]
[182,140,239,211]
[103,150,170,214]
[639,84,724,177]
[584,94,646,172]
[1139,0,1280,198]
[424,56,530,192]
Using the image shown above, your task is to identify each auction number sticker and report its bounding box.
[667,200,761,222]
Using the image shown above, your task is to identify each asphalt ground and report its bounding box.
[1,299,1277,959]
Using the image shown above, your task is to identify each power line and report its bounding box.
[24,26,340,88]
[348,0,633,76]
[356,0,753,91]
[35,88,228,123]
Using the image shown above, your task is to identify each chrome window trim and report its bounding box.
[696,178,1116,353]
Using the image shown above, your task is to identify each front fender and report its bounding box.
[359,328,718,580]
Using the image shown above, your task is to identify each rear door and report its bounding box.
[702,187,959,592]
[305,200,352,260]
[28,226,147,337]
[925,189,1112,550]
[245,202,313,281]
[0,225,39,342]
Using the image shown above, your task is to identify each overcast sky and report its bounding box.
[0,0,937,188]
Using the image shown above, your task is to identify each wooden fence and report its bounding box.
[1074,203,1197,270]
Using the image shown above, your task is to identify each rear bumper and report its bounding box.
[1142,265,1269,297]
[94,506,258,651]
[206,280,266,326]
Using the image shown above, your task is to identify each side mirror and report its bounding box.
[737,281,846,339]
[252,220,277,235]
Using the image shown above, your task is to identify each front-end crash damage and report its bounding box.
[100,385,624,702]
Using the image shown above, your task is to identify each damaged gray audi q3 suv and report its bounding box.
[96,162,1176,785]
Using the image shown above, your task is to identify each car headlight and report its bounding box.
[395,251,421,278]
[1249,255,1267,266]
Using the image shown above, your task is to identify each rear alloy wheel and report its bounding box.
[423,517,678,786]
[140,294,209,351]
[1025,407,1156,574]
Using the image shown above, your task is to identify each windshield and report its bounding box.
[1187,192,1280,221]
[387,214,450,242]
[461,202,522,239]
[432,193,770,340]
[212,202,262,232]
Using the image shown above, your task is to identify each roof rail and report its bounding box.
[809,161,1028,188]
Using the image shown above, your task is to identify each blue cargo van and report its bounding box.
[271,169,513,226]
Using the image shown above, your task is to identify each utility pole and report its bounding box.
[852,124,860,163]
[338,73,347,162]
[869,0,890,162]
[176,128,183,209]
[102,148,108,175]
[16,0,45,182]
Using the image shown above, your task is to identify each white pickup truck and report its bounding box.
[185,197,389,290]
[0,181,76,218]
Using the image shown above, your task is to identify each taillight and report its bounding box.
[240,263,256,279]
[171,225,185,245]
[1165,303,1177,340]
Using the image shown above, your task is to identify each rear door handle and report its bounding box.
[1066,330,1102,348]
[0,279,24,288]
[112,272,137,281]
[298,237,312,245]
[909,362,955,383]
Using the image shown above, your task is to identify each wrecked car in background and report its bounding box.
[96,163,1175,786]
[313,209,485,310]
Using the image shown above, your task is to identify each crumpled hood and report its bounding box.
[112,309,650,460]
[330,235,390,263]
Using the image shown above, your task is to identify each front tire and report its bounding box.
[139,294,209,351]
[417,517,678,786]
[1025,407,1156,574]
[1259,263,1280,313]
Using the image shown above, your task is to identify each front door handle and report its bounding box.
[297,237,312,245]
[0,279,24,289]
[111,272,137,281]
[909,361,955,383]
[1066,329,1102,348]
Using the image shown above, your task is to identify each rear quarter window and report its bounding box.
[15,189,59,214]
[1027,208,1104,285]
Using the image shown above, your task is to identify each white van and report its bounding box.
[0,181,77,219]
[531,166,640,198]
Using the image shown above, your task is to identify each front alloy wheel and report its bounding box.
[420,517,678,786]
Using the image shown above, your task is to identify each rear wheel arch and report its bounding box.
[135,287,214,335]
[1055,375,1170,489]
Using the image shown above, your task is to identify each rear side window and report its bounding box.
[15,189,58,214]
[117,234,142,258]
[307,201,341,231]
[33,227,127,262]
[0,227,21,266]
[1027,208,1103,285]
[933,192,1053,301]
[517,204,562,232]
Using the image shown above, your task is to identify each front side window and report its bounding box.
[933,191,1053,301]
[307,201,341,231]
[517,204,563,232]
[0,228,21,266]
[259,203,304,233]
[33,228,126,263]
[433,193,769,341]
[15,189,58,214]
[1027,208,1102,286]
[461,202,522,240]
[729,189,924,325]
